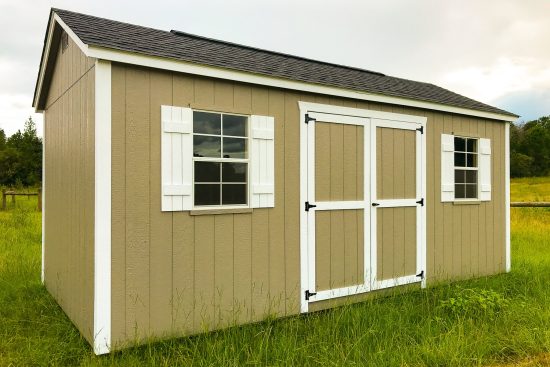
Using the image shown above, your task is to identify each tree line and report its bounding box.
[0,118,42,187]
[0,115,548,188]
[510,115,550,177]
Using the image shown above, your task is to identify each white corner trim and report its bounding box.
[85,45,516,122]
[93,60,111,355]
[33,12,90,110]
[299,105,309,313]
[41,116,46,283]
[505,122,511,272]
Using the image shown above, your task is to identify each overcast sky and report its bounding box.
[1,0,549,137]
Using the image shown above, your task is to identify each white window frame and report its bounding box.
[192,110,251,210]
[453,135,480,201]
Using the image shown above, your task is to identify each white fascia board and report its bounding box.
[505,122,511,272]
[33,13,90,111]
[93,60,111,355]
[87,45,516,122]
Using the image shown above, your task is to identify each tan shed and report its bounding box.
[33,9,517,354]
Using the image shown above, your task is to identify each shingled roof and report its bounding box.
[44,8,517,118]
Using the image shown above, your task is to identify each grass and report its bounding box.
[510,176,550,202]
[0,182,549,366]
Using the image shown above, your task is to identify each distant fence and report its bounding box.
[510,202,550,208]
[1,189,42,211]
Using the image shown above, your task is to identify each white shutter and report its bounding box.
[161,105,193,211]
[250,115,275,208]
[479,138,492,201]
[441,134,455,202]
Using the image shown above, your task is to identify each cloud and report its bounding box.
[494,89,550,122]
[0,94,43,137]
[439,57,550,103]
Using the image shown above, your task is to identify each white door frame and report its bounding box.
[369,118,427,291]
[299,102,427,313]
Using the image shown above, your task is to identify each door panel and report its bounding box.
[376,207,417,280]
[315,122,364,201]
[315,209,364,291]
[376,127,416,199]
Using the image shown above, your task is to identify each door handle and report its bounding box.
[371,202,380,207]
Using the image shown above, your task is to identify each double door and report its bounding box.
[300,106,426,310]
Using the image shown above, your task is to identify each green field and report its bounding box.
[0,182,549,366]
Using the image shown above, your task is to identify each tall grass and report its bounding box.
[0,186,549,366]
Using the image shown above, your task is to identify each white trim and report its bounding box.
[41,115,46,283]
[373,199,419,208]
[33,13,90,109]
[302,102,426,124]
[53,13,89,54]
[299,110,309,313]
[420,121,427,288]
[505,123,511,272]
[93,60,111,355]
[62,44,514,122]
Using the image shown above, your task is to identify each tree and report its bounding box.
[0,117,42,186]
[509,115,550,177]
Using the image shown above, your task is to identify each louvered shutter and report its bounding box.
[441,134,455,202]
[250,115,275,208]
[161,105,193,211]
[479,138,491,201]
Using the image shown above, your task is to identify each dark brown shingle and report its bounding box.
[52,8,517,117]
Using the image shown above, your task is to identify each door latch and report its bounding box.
[305,201,317,211]
[305,290,317,300]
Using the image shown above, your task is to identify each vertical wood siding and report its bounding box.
[110,63,507,347]
[43,37,95,344]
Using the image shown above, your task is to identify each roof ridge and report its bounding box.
[169,29,386,77]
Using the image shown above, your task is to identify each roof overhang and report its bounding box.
[34,11,518,122]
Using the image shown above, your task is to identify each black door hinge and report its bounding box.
[417,126,424,134]
[305,201,317,211]
[305,114,315,124]
[416,270,425,279]
[372,202,380,207]
[416,198,424,206]
[305,290,317,300]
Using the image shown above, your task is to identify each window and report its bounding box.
[193,111,248,206]
[454,136,478,199]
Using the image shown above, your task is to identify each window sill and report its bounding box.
[452,200,481,205]
[190,208,253,216]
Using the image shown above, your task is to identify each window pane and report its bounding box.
[466,184,477,199]
[222,163,247,182]
[454,137,466,152]
[194,111,221,135]
[223,115,247,137]
[455,169,465,184]
[467,139,477,153]
[467,153,477,167]
[466,170,477,184]
[194,184,221,205]
[223,137,247,158]
[455,184,465,199]
[195,162,220,182]
[194,135,221,158]
[454,152,466,167]
[222,184,247,205]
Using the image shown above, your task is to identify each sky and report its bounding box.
[1,0,549,137]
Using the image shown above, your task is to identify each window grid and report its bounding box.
[193,111,249,207]
[454,136,478,200]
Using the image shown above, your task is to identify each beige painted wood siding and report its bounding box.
[43,41,95,343]
[110,63,507,347]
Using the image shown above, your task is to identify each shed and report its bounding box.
[33,8,517,354]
